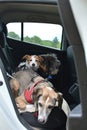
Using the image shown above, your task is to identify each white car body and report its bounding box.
[0,69,28,130]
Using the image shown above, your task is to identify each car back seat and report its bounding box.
[0,19,67,130]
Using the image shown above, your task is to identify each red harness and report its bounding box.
[24,80,43,104]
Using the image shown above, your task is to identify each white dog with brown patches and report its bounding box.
[18,55,43,71]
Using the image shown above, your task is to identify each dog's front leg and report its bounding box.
[15,96,26,110]
[10,79,19,99]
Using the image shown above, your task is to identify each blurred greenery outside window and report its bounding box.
[7,22,62,50]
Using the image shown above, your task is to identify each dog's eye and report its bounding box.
[48,105,54,109]
[38,103,42,107]
[35,60,38,62]
[30,59,32,61]
[37,94,42,99]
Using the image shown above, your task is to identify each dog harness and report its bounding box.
[24,79,45,104]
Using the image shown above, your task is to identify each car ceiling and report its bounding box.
[0,0,61,25]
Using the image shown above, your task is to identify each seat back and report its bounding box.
[67,46,80,107]
[67,46,77,84]
[0,19,15,73]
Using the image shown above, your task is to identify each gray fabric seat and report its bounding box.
[67,46,80,108]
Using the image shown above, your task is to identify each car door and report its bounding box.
[57,0,87,130]
[0,58,32,130]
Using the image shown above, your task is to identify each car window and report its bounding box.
[7,22,62,50]
[7,23,21,41]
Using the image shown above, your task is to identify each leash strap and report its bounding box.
[24,86,34,104]
[24,79,46,104]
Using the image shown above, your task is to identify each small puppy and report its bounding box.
[18,55,43,71]
[10,68,69,124]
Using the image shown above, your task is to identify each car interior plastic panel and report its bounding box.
[57,0,87,130]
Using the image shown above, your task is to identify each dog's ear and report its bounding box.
[38,56,44,63]
[22,55,31,60]
[32,87,42,102]
[39,64,48,73]
[32,87,43,110]
[38,56,48,73]
[38,56,49,73]
[57,92,63,109]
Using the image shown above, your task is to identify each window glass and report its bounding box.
[7,22,62,49]
[7,23,21,40]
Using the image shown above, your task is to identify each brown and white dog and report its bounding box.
[18,53,61,76]
[18,55,43,71]
[10,68,70,124]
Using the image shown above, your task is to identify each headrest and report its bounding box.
[0,19,7,48]
[0,32,6,48]
[0,19,3,33]
[3,23,7,36]
[0,19,7,35]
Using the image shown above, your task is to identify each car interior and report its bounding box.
[0,0,81,130]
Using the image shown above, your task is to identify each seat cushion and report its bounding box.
[20,107,66,130]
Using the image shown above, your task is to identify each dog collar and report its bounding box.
[47,75,53,80]
[24,79,45,104]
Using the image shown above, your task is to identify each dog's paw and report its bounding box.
[16,102,26,110]
[15,97,26,110]
[16,102,25,109]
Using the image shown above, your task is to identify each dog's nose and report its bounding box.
[38,118,45,124]
[32,63,35,66]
